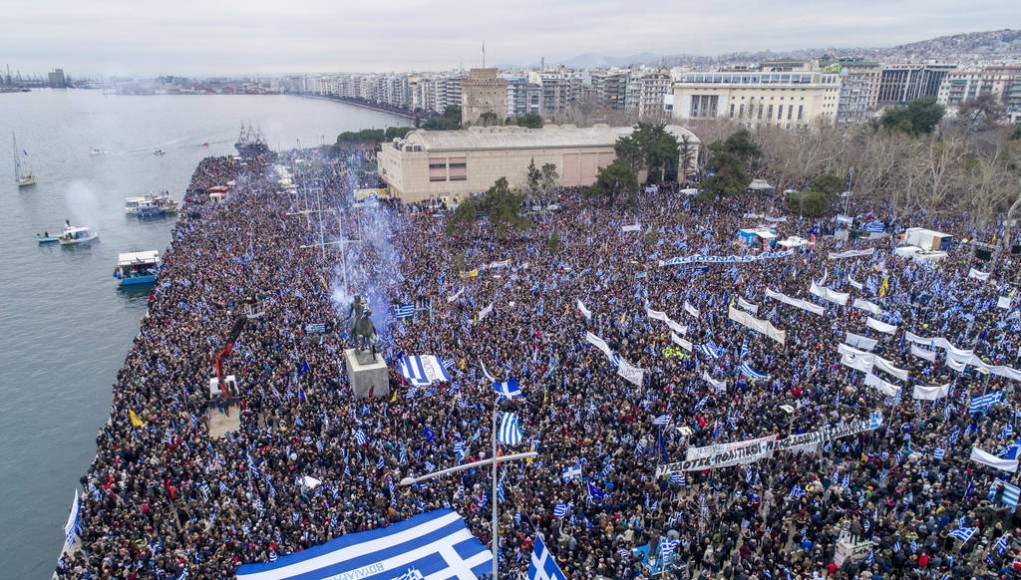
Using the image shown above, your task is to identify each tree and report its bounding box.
[445,177,529,238]
[879,97,945,136]
[512,113,544,129]
[956,93,1004,137]
[631,122,680,183]
[479,111,499,127]
[614,135,645,174]
[525,158,542,197]
[788,173,842,216]
[586,159,638,205]
[539,162,559,204]
[422,105,462,130]
[698,129,761,201]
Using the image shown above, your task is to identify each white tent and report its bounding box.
[748,179,773,191]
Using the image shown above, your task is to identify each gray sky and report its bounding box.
[3,0,1016,77]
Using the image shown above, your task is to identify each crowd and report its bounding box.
[54,145,1021,580]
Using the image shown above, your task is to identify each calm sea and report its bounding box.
[0,89,406,578]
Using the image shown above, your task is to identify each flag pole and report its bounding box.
[492,394,499,579]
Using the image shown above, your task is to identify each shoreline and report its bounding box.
[294,94,415,121]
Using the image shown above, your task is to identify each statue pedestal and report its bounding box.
[344,348,390,399]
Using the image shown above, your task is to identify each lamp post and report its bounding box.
[399,435,535,579]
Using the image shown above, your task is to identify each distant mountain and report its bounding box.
[550,29,1021,68]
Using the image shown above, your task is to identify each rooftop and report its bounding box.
[398,124,700,152]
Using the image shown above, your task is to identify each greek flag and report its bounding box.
[970,391,1003,414]
[739,363,766,380]
[996,481,1021,509]
[355,429,367,446]
[865,221,885,233]
[698,342,722,360]
[659,538,680,557]
[552,503,569,518]
[562,464,582,482]
[498,413,524,446]
[235,509,492,579]
[653,414,671,426]
[948,526,976,543]
[998,533,1010,555]
[670,473,686,487]
[393,304,415,319]
[933,448,945,460]
[493,378,522,399]
[740,340,749,360]
[528,534,568,580]
[790,485,806,498]
[398,355,452,387]
[63,489,81,548]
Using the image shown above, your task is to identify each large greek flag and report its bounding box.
[398,355,452,387]
[236,509,491,580]
[969,391,1003,414]
[498,412,523,446]
[528,534,568,580]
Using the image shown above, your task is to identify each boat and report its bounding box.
[125,193,178,216]
[36,233,60,244]
[234,124,269,158]
[113,250,160,286]
[13,132,36,187]
[89,147,107,156]
[153,149,166,156]
[59,226,98,245]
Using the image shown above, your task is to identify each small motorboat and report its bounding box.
[59,226,99,245]
[135,205,166,219]
[153,149,166,156]
[114,250,160,286]
[36,232,60,244]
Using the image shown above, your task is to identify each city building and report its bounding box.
[503,76,541,118]
[877,64,956,104]
[628,68,673,120]
[937,70,983,109]
[819,59,882,126]
[672,70,842,129]
[378,124,700,203]
[460,68,508,125]
[48,68,67,88]
[528,70,582,113]
[588,69,630,110]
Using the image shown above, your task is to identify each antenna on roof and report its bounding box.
[483,41,486,69]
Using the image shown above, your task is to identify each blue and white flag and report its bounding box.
[63,489,81,548]
[552,503,569,519]
[653,414,671,426]
[970,391,1003,414]
[698,342,722,360]
[493,378,522,399]
[562,464,582,483]
[236,509,491,580]
[948,526,977,543]
[398,355,452,387]
[933,448,945,461]
[790,485,806,498]
[393,304,415,319]
[587,482,605,502]
[498,413,524,446]
[739,363,766,380]
[528,534,568,580]
[865,221,885,233]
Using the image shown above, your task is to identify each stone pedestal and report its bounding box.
[344,348,390,399]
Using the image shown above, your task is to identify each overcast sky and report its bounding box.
[3,0,1016,78]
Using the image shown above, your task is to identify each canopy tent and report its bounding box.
[748,179,774,191]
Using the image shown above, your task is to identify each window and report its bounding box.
[798,105,804,120]
[767,105,773,120]
[738,104,744,118]
[428,157,447,182]
[777,105,783,120]
[448,156,467,181]
[729,104,735,118]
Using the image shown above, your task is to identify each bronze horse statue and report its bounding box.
[351,306,378,356]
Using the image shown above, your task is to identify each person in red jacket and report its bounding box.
[918,553,929,569]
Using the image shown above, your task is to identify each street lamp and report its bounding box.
[399,403,535,580]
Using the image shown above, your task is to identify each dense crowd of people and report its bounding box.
[54,145,1021,580]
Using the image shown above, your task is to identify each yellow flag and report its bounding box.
[390,389,397,403]
[620,312,627,325]
[460,358,466,371]
[321,275,328,289]
[129,409,144,427]
[459,269,478,279]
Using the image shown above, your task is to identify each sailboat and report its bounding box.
[13,132,36,187]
